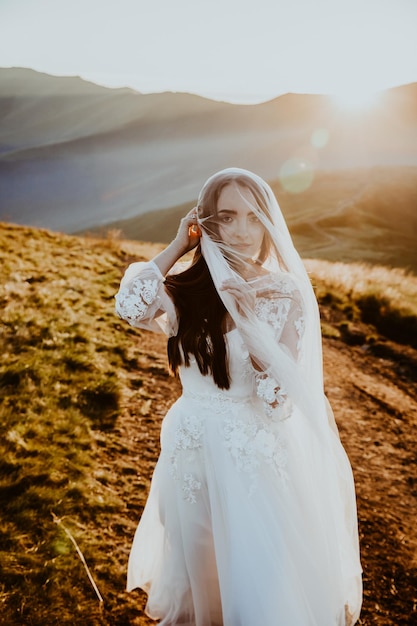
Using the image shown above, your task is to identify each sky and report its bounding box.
[0,0,417,103]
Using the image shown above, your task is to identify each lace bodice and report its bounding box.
[162,329,290,500]
[115,261,304,420]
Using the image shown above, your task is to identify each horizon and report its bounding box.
[2,64,415,109]
[1,0,416,106]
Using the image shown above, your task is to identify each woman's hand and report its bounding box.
[151,208,201,277]
[173,207,201,254]
[219,278,256,315]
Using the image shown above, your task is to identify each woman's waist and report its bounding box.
[179,388,254,414]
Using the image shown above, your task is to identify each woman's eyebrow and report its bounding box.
[217,209,237,215]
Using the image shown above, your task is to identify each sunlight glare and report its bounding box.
[331,88,380,112]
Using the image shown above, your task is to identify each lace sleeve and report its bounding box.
[114,260,178,336]
[253,274,305,419]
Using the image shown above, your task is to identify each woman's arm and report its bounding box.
[115,208,201,335]
[252,281,305,419]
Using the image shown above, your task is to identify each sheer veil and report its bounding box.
[196,167,362,623]
[197,167,324,421]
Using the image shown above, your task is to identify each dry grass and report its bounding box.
[1,221,416,625]
[0,222,153,625]
[306,259,417,347]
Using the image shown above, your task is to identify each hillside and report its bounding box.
[1,68,416,233]
[84,166,417,273]
[1,222,417,625]
[0,68,228,152]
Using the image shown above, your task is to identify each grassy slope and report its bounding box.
[0,224,164,625]
[1,222,417,625]
[84,166,417,273]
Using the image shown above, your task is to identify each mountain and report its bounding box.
[83,166,417,272]
[0,67,227,151]
[1,68,416,234]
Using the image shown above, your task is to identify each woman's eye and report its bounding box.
[250,215,260,223]
[220,216,233,223]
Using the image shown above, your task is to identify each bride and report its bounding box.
[115,168,362,625]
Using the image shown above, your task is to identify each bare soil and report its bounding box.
[98,308,417,626]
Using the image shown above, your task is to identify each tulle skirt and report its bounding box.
[127,392,362,626]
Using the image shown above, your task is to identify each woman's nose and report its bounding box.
[235,219,249,239]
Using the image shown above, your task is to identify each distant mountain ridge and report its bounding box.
[0,68,230,153]
[84,165,417,272]
[0,67,417,234]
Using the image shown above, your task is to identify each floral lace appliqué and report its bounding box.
[168,415,204,503]
[255,297,291,331]
[182,473,201,504]
[294,315,305,352]
[223,416,288,495]
[255,373,291,420]
[115,277,159,324]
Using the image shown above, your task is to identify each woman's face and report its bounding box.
[216,183,265,260]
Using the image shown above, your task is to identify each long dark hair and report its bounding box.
[165,249,230,389]
[166,170,275,390]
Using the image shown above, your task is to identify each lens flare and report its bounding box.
[311,128,329,149]
[279,158,314,194]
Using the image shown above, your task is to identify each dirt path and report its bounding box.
[323,338,417,625]
[99,323,417,625]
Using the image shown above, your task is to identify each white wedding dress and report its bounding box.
[115,260,362,626]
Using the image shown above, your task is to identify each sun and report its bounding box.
[330,87,380,112]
